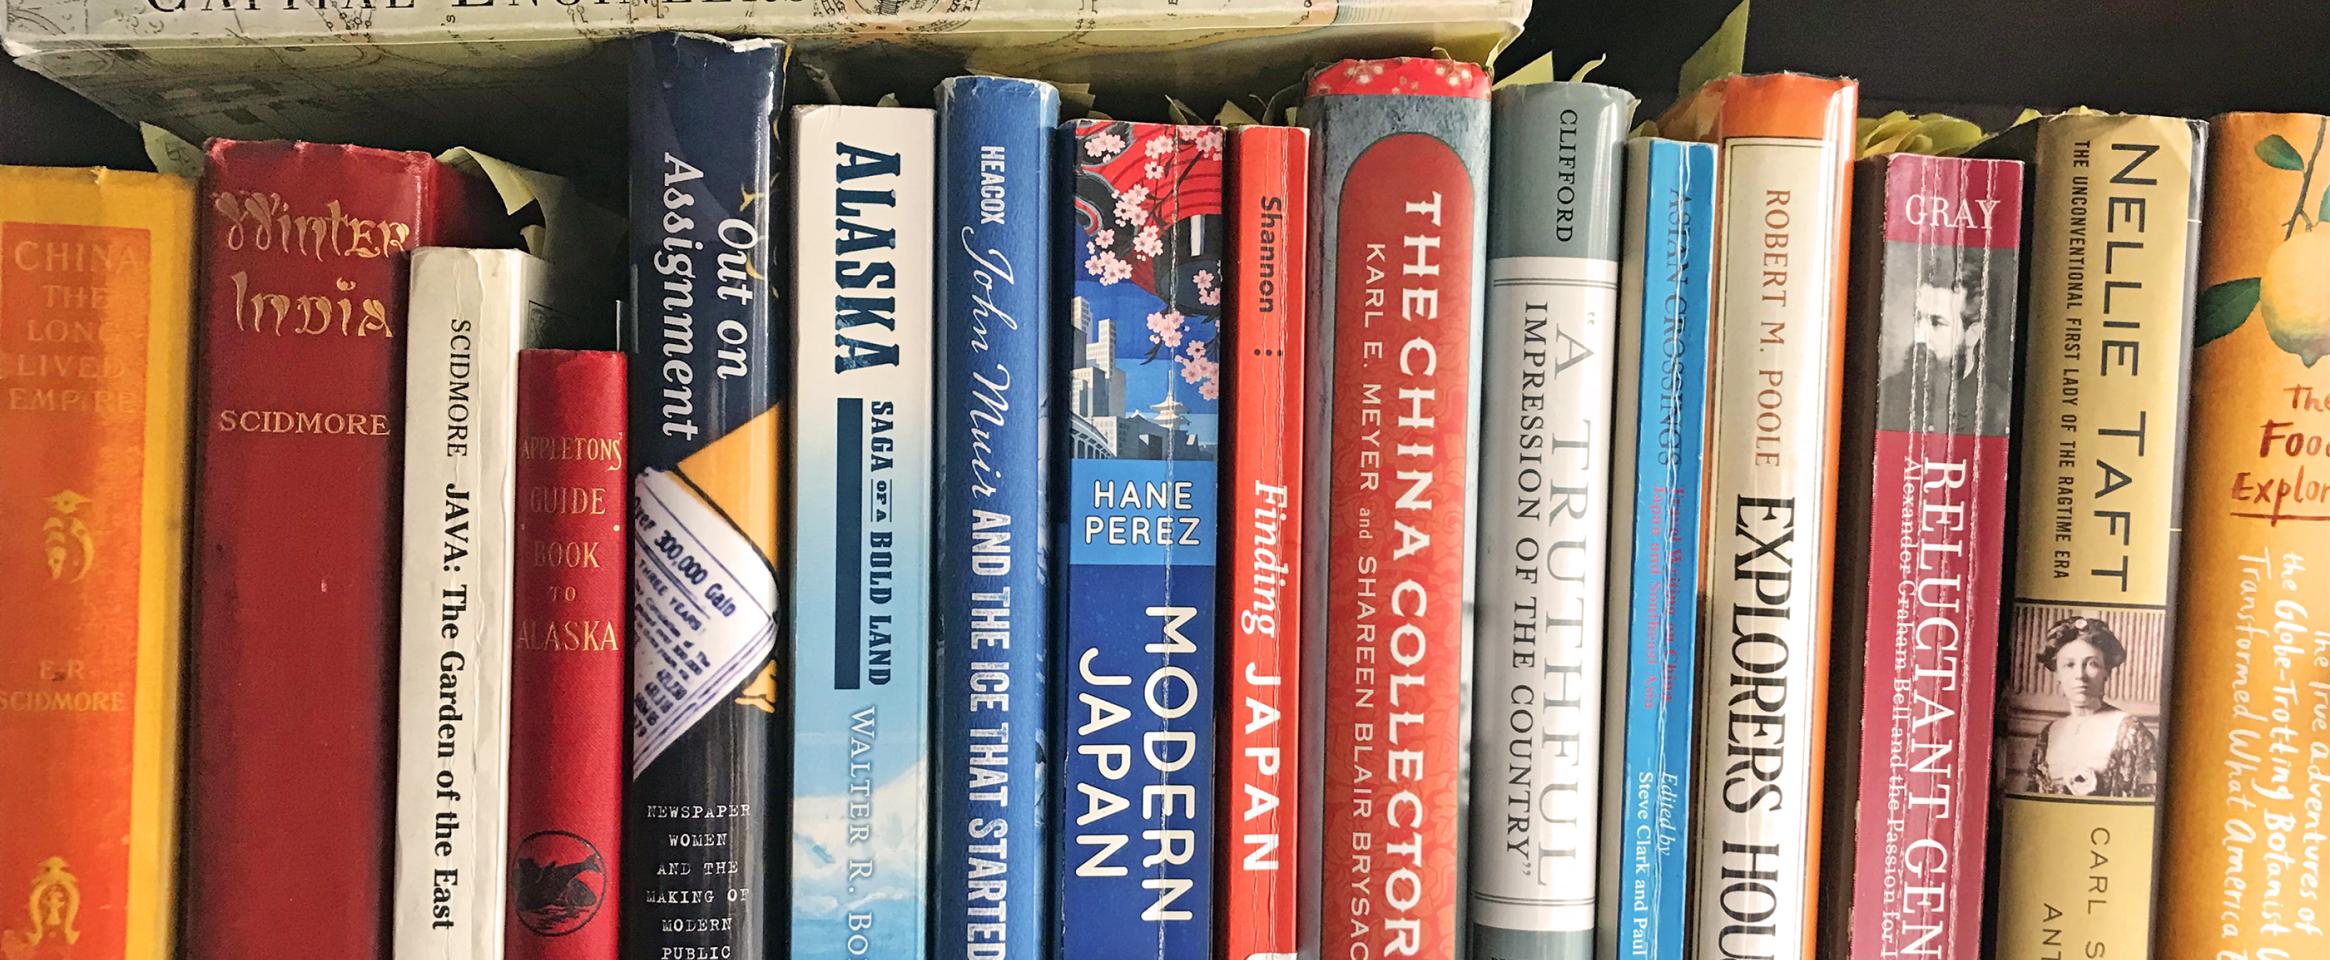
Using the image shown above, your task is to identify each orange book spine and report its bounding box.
[0,166,195,960]
[1661,72,1857,960]
[2158,111,2330,959]
[1221,123,1309,960]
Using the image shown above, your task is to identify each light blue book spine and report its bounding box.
[931,75,1059,960]
[1598,137,1715,960]
[789,103,936,960]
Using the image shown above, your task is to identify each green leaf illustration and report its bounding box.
[2319,184,2329,223]
[2195,277,2261,346]
[2257,134,2306,170]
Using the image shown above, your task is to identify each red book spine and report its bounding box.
[185,140,507,960]
[507,349,628,960]
[1222,125,1310,960]
[1302,59,1490,960]
[1828,153,2022,960]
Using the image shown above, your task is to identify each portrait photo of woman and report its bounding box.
[2020,615,2162,797]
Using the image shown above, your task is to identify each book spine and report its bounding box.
[1220,124,1310,960]
[1828,154,2022,960]
[1984,114,2203,960]
[1469,81,1635,960]
[1683,74,1857,960]
[789,103,937,960]
[2159,110,2330,959]
[625,33,788,960]
[1597,137,1715,960]
[0,167,194,960]
[507,348,629,960]
[932,74,1059,960]
[1054,118,1227,960]
[395,249,539,960]
[1301,57,1491,960]
[186,140,506,960]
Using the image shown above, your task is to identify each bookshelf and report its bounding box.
[0,57,141,167]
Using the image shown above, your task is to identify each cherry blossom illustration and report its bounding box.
[1070,120,1226,404]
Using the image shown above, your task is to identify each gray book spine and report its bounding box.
[1466,80,1638,960]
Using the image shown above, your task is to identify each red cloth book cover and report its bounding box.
[0,167,195,960]
[184,139,509,960]
[1820,152,2022,960]
[507,348,627,960]
[1299,58,1490,960]
[1221,124,1309,960]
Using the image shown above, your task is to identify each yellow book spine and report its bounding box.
[0,165,195,960]
[1984,114,2204,960]
[2158,111,2330,959]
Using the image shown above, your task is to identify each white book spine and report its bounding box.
[393,248,554,960]
[787,103,937,960]
[1690,135,1851,960]
[1469,250,1620,934]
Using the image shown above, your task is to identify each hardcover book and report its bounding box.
[507,348,629,960]
[1470,78,1636,960]
[2157,111,2327,960]
[185,139,510,960]
[1659,72,1858,960]
[931,74,1059,960]
[1596,136,1716,960]
[394,248,568,960]
[1973,112,2205,960]
[1055,117,1227,960]
[789,103,937,960]
[0,166,194,960]
[1220,123,1310,960]
[625,33,788,960]
[1818,152,2023,960]
[1301,57,1491,960]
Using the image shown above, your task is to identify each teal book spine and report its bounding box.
[1597,137,1716,960]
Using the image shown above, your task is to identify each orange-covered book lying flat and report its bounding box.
[0,166,196,960]
[1659,72,1858,960]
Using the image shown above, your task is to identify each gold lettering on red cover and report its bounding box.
[208,192,413,260]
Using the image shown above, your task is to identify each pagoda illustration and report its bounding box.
[1065,296,1215,462]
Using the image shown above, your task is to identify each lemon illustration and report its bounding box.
[2261,227,2330,366]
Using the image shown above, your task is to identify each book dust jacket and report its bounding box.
[1975,113,2203,960]
[2158,111,2330,960]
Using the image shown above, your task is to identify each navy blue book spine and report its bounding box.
[931,74,1060,960]
[1052,119,1226,960]
[624,32,787,960]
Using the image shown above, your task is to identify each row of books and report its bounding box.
[5,32,2328,960]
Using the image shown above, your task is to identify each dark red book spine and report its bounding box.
[1821,152,2022,960]
[185,139,508,960]
[507,349,628,959]
[1222,124,1309,960]
[1301,59,1490,960]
